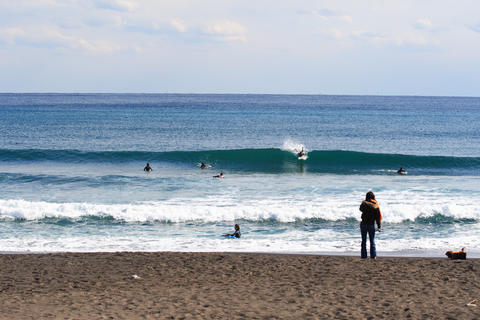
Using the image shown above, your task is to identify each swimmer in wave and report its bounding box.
[143,162,152,172]
[223,224,241,239]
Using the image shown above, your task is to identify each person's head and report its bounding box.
[220,172,223,176]
[146,163,150,166]
[366,191,375,201]
[234,224,240,231]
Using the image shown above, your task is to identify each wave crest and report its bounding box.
[1,148,479,175]
[0,199,478,224]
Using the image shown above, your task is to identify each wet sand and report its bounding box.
[0,252,479,319]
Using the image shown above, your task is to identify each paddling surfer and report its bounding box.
[225,224,241,239]
[144,162,152,172]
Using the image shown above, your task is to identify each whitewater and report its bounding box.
[0,93,479,256]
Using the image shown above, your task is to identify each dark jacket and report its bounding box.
[360,200,381,229]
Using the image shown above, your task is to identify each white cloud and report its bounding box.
[350,30,383,41]
[340,15,353,24]
[319,28,349,40]
[93,0,137,12]
[395,33,428,47]
[170,20,187,33]
[124,18,246,43]
[311,9,352,24]
[414,18,433,30]
[0,26,117,53]
[0,28,25,45]
[124,19,186,36]
[1,1,480,95]
[468,22,480,33]
[204,21,247,42]
[0,0,67,7]
[319,28,383,42]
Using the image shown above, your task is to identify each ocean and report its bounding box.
[0,93,479,256]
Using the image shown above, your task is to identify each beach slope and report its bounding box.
[0,252,479,319]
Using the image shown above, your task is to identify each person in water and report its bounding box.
[200,162,207,169]
[397,167,406,174]
[297,148,305,158]
[359,191,382,259]
[226,224,241,238]
[144,162,152,172]
[213,172,224,178]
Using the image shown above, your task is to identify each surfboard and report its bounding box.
[223,234,238,239]
[298,155,308,160]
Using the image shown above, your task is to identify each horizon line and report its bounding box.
[0,92,479,99]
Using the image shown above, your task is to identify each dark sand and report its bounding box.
[0,252,479,319]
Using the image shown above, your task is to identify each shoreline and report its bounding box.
[1,250,478,259]
[1,252,479,319]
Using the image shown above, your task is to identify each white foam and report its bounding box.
[1,231,479,257]
[0,195,479,223]
[282,139,307,155]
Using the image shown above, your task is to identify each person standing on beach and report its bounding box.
[359,191,382,259]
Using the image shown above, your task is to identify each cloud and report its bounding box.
[310,9,353,24]
[314,9,336,17]
[468,22,480,33]
[394,32,430,48]
[320,28,383,42]
[0,26,117,53]
[124,18,247,43]
[170,20,187,33]
[350,30,383,41]
[93,0,137,12]
[124,20,177,35]
[203,21,247,42]
[0,28,25,45]
[414,18,433,30]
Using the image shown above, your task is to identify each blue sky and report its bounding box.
[1,0,479,96]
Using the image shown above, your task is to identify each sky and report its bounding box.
[1,0,479,96]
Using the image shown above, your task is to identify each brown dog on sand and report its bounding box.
[446,247,466,260]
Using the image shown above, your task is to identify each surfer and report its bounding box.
[225,224,241,239]
[200,162,207,169]
[397,167,406,175]
[359,191,382,259]
[213,172,224,178]
[297,148,305,158]
[143,162,152,172]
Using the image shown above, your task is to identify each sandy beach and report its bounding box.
[0,252,479,319]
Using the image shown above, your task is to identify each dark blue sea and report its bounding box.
[0,93,479,256]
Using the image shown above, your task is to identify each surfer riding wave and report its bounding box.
[282,139,308,160]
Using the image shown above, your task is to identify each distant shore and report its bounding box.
[0,252,479,319]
